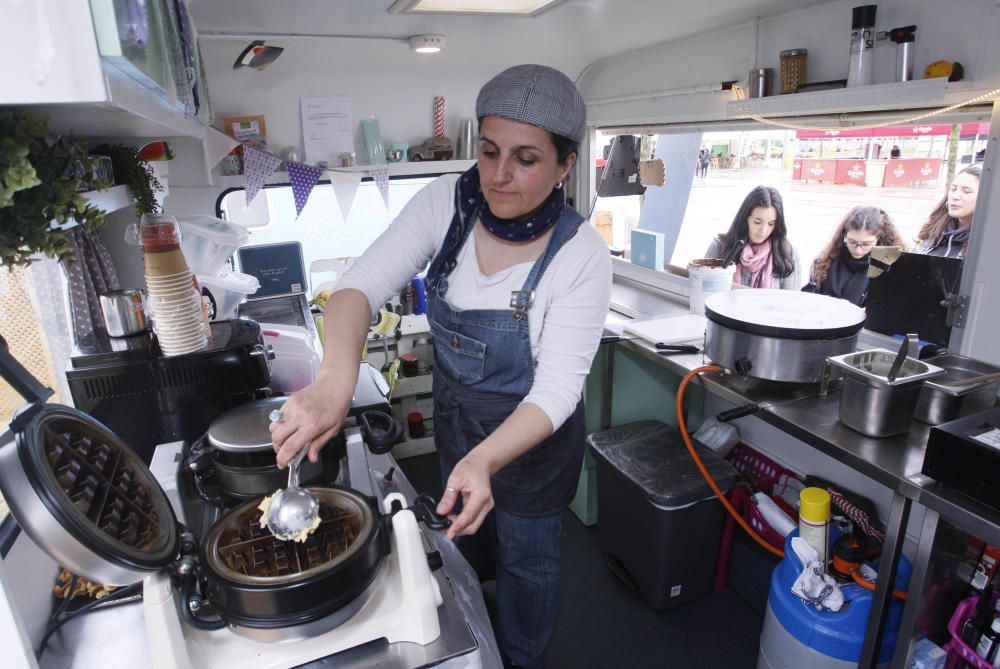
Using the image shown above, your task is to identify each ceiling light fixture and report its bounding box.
[409,34,446,53]
[389,0,566,16]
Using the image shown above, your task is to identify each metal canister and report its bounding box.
[748,68,772,98]
[99,288,148,337]
[779,49,808,94]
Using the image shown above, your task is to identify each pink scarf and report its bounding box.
[737,240,774,288]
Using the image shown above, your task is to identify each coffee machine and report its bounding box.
[65,319,271,464]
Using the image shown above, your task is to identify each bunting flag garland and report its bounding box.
[242,144,283,206]
[329,170,363,222]
[370,165,391,208]
[287,161,324,217]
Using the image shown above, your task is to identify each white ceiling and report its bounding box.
[189,0,832,76]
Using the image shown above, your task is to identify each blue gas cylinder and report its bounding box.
[757,529,911,669]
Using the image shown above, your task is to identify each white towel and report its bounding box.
[790,537,844,612]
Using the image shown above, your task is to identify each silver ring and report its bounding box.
[446,487,458,493]
[268,409,282,423]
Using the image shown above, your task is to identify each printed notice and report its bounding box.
[300,97,353,166]
[972,428,1000,450]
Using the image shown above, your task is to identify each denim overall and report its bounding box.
[426,184,586,669]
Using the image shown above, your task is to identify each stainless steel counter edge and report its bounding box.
[615,337,1000,546]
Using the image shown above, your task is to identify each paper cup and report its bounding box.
[144,248,190,277]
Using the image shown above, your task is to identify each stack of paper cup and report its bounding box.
[140,214,208,357]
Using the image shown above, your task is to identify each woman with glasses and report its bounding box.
[802,205,905,306]
[914,163,982,258]
[706,185,801,289]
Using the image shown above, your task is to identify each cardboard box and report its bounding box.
[594,210,614,246]
[630,228,665,270]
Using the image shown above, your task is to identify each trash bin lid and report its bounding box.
[588,420,739,507]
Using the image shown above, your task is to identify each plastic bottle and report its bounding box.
[799,487,831,570]
[976,616,1000,662]
[752,492,797,537]
[847,5,877,87]
[961,584,994,649]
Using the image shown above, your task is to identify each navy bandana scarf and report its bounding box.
[457,164,565,242]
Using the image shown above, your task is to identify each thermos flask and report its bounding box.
[847,5,877,87]
[889,25,917,82]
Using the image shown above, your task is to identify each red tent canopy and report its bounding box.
[795,123,989,139]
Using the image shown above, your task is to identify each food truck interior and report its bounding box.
[3,1,1000,668]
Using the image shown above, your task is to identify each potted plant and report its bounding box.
[0,112,109,268]
[93,143,165,220]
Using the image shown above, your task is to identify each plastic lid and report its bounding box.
[588,420,739,507]
[800,487,831,523]
[197,270,260,293]
[852,4,877,29]
[177,215,250,244]
[781,49,808,57]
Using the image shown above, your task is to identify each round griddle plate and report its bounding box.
[207,397,288,452]
[705,289,866,340]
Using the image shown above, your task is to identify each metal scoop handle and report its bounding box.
[287,444,307,488]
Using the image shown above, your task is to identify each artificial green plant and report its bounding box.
[0,111,108,268]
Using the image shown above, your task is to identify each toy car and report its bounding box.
[408,137,455,161]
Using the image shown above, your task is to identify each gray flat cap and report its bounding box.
[476,64,586,144]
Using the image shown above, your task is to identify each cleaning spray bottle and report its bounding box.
[799,487,831,570]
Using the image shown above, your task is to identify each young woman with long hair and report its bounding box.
[914,162,982,258]
[802,205,905,306]
[705,185,801,289]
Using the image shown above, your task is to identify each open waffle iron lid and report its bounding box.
[0,338,179,586]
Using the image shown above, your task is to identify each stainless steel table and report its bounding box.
[611,336,992,669]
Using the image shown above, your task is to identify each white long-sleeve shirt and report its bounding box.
[335,173,612,430]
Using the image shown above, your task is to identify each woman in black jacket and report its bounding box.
[802,205,905,306]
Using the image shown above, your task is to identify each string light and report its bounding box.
[730,84,1000,132]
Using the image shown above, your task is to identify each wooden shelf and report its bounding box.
[83,184,133,214]
[217,159,475,189]
[726,78,966,119]
[393,373,433,398]
[49,184,135,232]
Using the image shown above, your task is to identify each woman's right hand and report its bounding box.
[268,369,355,468]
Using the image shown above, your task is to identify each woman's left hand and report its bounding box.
[437,452,494,539]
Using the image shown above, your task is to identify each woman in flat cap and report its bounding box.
[272,64,611,668]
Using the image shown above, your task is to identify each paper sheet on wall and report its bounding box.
[300,96,353,166]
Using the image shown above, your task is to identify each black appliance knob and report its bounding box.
[734,357,753,377]
[426,550,444,572]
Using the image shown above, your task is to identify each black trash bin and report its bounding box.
[590,420,739,610]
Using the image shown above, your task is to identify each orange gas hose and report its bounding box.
[675,365,784,558]
[675,364,908,599]
[851,569,909,600]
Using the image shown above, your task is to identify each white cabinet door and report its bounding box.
[0,0,105,104]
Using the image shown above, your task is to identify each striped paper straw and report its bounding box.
[434,96,445,138]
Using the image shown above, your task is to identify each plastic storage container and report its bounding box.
[197,270,260,320]
[177,215,250,275]
[915,353,1000,425]
[590,420,740,609]
[260,324,321,393]
[757,529,911,669]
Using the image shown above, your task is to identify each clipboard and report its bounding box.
[865,251,963,346]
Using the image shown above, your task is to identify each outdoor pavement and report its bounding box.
[598,166,944,278]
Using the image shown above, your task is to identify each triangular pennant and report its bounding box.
[328,170,363,222]
[205,127,241,170]
[242,144,282,206]
[370,165,390,209]
[287,161,324,217]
